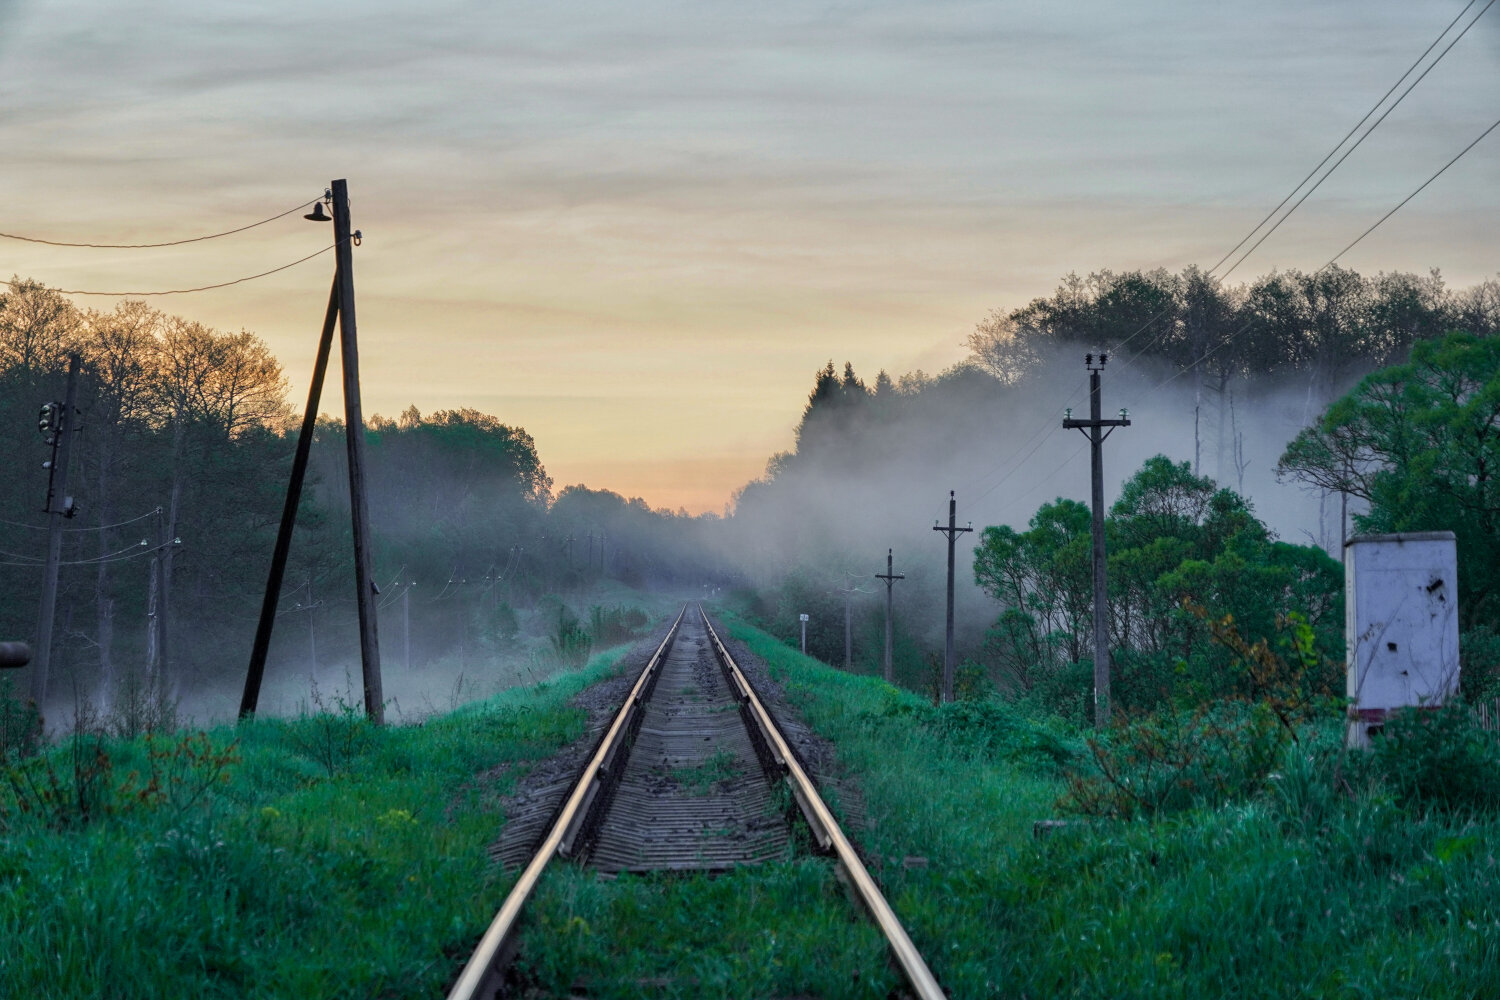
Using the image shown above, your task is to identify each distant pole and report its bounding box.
[843,587,853,668]
[1062,353,1130,728]
[154,507,173,690]
[799,613,808,655]
[241,278,339,719]
[932,491,972,704]
[332,177,384,724]
[403,584,411,671]
[875,548,904,684]
[30,353,81,707]
[307,572,317,680]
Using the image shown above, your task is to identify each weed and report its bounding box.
[1372,702,1500,813]
[0,676,41,761]
[671,750,739,794]
[283,683,375,778]
[550,605,593,668]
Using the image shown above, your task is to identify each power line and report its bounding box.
[0,197,322,249]
[963,2,1496,520]
[0,537,176,568]
[0,242,340,297]
[0,507,161,533]
[1218,0,1494,280]
[1322,114,1500,270]
[1208,0,1488,276]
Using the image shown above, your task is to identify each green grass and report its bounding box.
[7,611,1500,998]
[0,648,632,999]
[718,611,1500,999]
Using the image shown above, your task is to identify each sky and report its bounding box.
[0,0,1496,514]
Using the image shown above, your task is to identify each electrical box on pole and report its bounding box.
[1345,532,1459,747]
[31,354,81,707]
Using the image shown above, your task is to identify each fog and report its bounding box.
[712,344,1364,665]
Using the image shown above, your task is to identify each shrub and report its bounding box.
[1,728,239,830]
[588,605,649,647]
[1372,703,1500,813]
[1060,701,1285,820]
[551,605,593,668]
[0,677,41,761]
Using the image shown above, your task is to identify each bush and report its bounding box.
[1372,703,1500,813]
[0,677,41,761]
[1061,701,1285,820]
[551,605,593,668]
[588,605,649,647]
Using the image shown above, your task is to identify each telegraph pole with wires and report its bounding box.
[874,548,904,684]
[30,353,81,707]
[242,179,384,723]
[1062,352,1130,728]
[932,491,972,704]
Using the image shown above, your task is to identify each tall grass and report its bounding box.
[0,648,631,999]
[724,613,1500,999]
[6,611,1500,998]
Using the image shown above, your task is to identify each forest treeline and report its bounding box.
[4,262,1499,722]
[732,264,1500,710]
[0,277,720,719]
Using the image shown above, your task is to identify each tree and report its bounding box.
[1278,331,1500,628]
[974,456,1342,716]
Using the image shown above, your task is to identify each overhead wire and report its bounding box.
[0,506,161,533]
[0,197,323,249]
[0,242,341,297]
[961,1,1494,523]
[1217,0,1495,281]
[1100,109,1500,462]
[1207,0,1488,276]
[0,537,176,568]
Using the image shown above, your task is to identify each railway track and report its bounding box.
[446,603,944,999]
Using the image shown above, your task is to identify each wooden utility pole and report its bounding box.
[874,548,904,684]
[241,278,339,719]
[932,491,972,704]
[1062,353,1129,728]
[331,178,384,724]
[147,506,174,689]
[836,576,868,669]
[241,180,384,722]
[306,573,317,676]
[30,353,81,707]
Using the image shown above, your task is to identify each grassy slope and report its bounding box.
[0,649,631,999]
[720,614,1500,1000]
[5,612,1500,999]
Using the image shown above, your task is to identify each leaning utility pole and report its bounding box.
[241,179,383,723]
[30,354,81,707]
[874,548,904,684]
[932,491,972,704]
[1062,352,1129,728]
[332,178,384,724]
[241,277,338,720]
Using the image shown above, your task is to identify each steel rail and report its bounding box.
[698,605,947,1000]
[445,605,687,1000]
